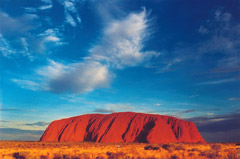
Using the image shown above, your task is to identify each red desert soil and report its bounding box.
[40,112,206,143]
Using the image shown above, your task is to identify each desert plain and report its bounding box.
[0,141,240,159]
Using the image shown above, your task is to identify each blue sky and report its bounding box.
[0,0,240,142]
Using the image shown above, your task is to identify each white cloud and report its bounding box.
[39,5,53,10]
[13,60,113,94]
[45,36,60,42]
[89,9,159,68]
[34,29,65,53]
[39,0,53,10]
[16,59,111,93]
[62,0,82,27]
[45,61,112,93]
[39,29,63,43]
[64,1,77,12]
[65,13,77,27]
[36,60,70,79]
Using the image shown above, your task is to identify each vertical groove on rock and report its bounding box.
[135,118,156,143]
[58,119,74,141]
[122,114,137,141]
[98,116,116,142]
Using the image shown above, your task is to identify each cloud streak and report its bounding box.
[11,79,41,91]
[199,78,239,85]
[93,109,115,113]
[228,97,240,101]
[24,122,49,127]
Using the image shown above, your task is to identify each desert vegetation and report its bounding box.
[0,141,240,159]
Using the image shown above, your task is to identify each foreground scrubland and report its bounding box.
[0,141,239,159]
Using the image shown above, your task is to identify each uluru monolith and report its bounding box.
[40,112,206,143]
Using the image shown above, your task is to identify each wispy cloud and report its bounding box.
[196,10,240,69]
[228,97,240,101]
[199,78,239,85]
[93,103,135,113]
[24,0,82,27]
[39,29,62,43]
[206,113,214,116]
[158,9,240,74]
[189,94,199,98]
[39,0,53,10]
[167,109,197,117]
[0,108,35,112]
[39,4,52,10]
[88,9,159,68]
[24,0,53,12]
[59,95,83,102]
[0,34,17,57]
[35,28,66,53]
[12,79,41,91]
[157,58,182,73]
[12,9,158,94]
[181,109,196,114]
[0,108,21,112]
[105,103,135,111]
[62,0,82,27]
[0,11,39,36]
[93,109,115,113]
[0,11,40,60]
[0,10,65,60]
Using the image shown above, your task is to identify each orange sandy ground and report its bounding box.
[0,141,239,159]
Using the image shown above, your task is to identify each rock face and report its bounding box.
[40,112,206,143]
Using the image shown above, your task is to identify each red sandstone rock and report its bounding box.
[40,112,206,143]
